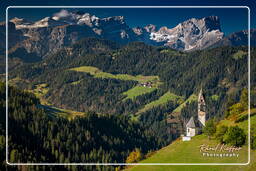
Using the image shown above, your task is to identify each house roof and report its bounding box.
[186,116,196,128]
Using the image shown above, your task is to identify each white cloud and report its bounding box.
[53,10,71,20]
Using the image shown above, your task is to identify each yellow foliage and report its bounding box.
[126,148,143,163]
[229,103,244,116]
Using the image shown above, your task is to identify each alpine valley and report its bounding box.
[0,9,256,171]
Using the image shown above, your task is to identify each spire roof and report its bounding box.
[198,88,203,97]
[186,116,196,128]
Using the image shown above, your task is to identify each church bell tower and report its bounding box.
[198,88,206,126]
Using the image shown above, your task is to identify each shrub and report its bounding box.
[126,148,143,163]
[228,103,244,118]
[223,126,246,147]
[215,125,228,143]
[203,119,217,139]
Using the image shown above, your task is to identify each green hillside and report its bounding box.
[127,112,255,171]
[136,91,184,114]
[39,105,86,120]
[6,37,255,170]
[69,66,159,83]
[26,83,86,120]
[122,85,157,100]
[69,65,162,100]
[172,94,197,113]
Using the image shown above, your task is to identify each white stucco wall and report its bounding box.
[186,127,196,137]
[182,136,191,141]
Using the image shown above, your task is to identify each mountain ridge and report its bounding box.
[2,10,254,59]
[6,10,224,55]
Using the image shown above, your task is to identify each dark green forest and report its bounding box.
[0,82,159,170]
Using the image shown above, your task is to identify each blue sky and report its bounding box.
[1,0,255,35]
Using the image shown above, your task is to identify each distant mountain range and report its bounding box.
[0,10,255,58]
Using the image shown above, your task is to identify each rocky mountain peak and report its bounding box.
[132,27,144,35]
[33,17,67,27]
[10,17,33,29]
[5,12,234,58]
[10,17,29,24]
[144,24,157,33]
[100,16,125,26]
[149,16,224,51]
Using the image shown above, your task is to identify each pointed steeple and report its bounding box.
[198,88,205,106]
[198,88,206,126]
[199,88,202,96]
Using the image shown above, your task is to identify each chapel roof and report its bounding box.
[186,116,196,128]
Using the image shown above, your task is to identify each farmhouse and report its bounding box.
[139,81,153,88]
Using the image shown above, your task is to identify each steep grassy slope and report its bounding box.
[136,92,184,114]
[172,94,197,113]
[127,111,255,171]
[128,134,249,165]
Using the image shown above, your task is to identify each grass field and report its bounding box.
[122,86,157,100]
[172,94,197,113]
[127,110,255,171]
[136,92,184,114]
[69,66,159,83]
[27,83,85,120]
[40,105,86,120]
[27,83,50,105]
[70,66,162,100]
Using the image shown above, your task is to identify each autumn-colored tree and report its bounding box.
[126,148,143,163]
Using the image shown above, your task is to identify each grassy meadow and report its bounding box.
[172,94,197,113]
[136,92,184,114]
[122,85,157,100]
[126,110,255,171]
[69,66,159,83]
[69,65,162,100]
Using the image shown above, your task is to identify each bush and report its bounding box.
[203,119,217,139]
[223,126,246,147]
[126,148,143,163]
[228,103,244,117]
[215,125,228,143]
